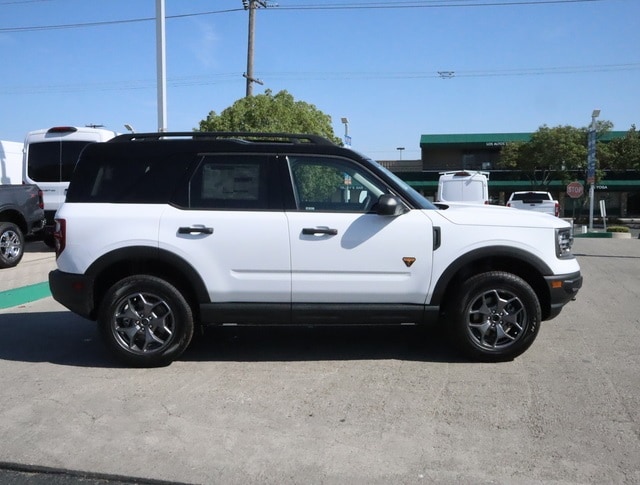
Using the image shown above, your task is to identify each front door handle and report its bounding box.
[178,226,213,235]
[302,227,338,236]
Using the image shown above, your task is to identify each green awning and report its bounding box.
[419,131,628,147]
[406,178,640,191]
[420,133,531,146]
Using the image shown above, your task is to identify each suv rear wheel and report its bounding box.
[450,271,541,361]
[98,275,194,367]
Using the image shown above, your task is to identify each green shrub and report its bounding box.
[606,226,630,233]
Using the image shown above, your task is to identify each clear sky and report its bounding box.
[0,0,638,160]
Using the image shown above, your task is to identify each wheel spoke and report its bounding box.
[466,288,527,351]
[112,292,175,355]
[0,230,21,259]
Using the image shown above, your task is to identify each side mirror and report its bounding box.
[375,194,407,216]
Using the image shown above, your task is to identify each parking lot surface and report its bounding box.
[0,238,638,484]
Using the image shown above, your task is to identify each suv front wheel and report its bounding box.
[450,271,541,361]
[98,275,194,367]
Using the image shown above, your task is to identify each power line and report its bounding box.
[0,0,52,4]
[277,0,607,9]
[0,7,244,33]
[1,63,637,94]
[0,0,611,33]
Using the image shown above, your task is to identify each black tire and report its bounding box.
[98,275,194,367]
[449,271,541,362]
[0,222,25,269]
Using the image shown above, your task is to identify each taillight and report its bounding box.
[38,189,44,209]
[53,218,66,258]
[554,202,560,217]
[47,126,78,134]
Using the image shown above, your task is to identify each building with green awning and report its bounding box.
[382,131,640,217]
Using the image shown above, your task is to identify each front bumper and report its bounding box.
[545,271,583,320]
[48,269,96,320]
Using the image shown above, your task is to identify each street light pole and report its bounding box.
[341,117,350,147]
[588,109,600,231]
[397,147,405,160]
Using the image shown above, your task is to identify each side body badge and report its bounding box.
[403,257,416,268]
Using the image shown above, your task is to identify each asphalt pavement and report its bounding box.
[0,236,639,484]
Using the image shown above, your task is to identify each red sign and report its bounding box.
[567,181,584,199]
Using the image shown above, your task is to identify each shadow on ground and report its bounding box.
[0,311,464,367]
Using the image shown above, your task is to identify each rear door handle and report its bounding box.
[178,226,213,235]
[302,227,338,236]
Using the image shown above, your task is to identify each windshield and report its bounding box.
[372,160,437,210]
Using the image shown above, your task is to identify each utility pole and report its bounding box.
[243,0,266,97]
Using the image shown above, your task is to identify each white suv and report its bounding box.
[49,132,582,367]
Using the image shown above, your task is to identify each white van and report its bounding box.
[23,126,117,225]
[0,140,23,185]
[436,171,489,205]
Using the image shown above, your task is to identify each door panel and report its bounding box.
[161,154,291,303]
[287,210,432,304]
[159,207,290,302]
[284,155,433,305]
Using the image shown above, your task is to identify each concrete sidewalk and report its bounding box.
[0,240,56,309]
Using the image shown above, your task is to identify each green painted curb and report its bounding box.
[0,282,51,309]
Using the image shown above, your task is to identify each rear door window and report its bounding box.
[183,154,281,210]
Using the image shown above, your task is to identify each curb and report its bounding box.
[0,282,51,309]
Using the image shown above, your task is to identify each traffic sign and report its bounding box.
[567,181,584,199]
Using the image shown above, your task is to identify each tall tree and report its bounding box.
[606,125,640,170]
[197,89,342,145]
[497,122,613,187]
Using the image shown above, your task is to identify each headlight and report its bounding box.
[555,227,573,258]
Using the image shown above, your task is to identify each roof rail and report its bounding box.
[109,131,336,146]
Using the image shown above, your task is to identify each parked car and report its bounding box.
[49,132,582,367]
[435,171,489,205]
[0,184,45,268]
[507,191,559,217]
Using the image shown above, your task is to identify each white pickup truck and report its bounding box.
[507,191,559,217]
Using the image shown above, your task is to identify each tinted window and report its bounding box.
[27,141,93,182]
[187,155,269,210]
[511,193,548,202]
[66,145,194,203]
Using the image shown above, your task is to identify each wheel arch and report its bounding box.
[432,246,553,321]
[86,246,210,320]
[0,209,28,234]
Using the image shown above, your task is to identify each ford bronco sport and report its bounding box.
[48,132,582,367]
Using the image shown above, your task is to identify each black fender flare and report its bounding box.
[430,245,552,306]
[85,245,210,304]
